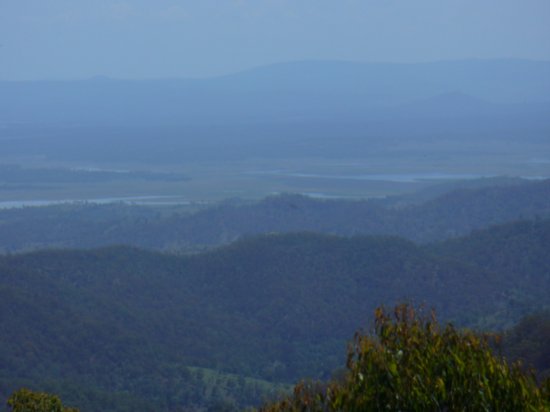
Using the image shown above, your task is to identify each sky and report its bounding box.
[1,0,549,80]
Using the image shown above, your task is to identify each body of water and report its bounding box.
[249,171,497,183]
[0,196,199,210]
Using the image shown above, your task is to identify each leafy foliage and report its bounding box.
[259,305,550,411]
[7,388,78,412]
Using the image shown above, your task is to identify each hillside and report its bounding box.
[1,219,550,410]
[430,219,550,319]
[1,178,549,252]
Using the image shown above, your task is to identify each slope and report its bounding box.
[2,219,550,409]
[1,178,549,252]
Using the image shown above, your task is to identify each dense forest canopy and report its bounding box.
[1,216,549,410]
[259,305,550,412]
[0,178,549,253]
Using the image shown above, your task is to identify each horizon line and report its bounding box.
[1,57,549,83]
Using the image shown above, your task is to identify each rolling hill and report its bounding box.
[1,218,549,410]
[1,178,549,252]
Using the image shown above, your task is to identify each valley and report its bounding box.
[1,59,549,411]
[0,180,549,410]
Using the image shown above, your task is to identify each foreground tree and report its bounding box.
[7,388,79,412]
[260,304,550,411]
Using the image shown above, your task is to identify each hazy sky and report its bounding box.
[1,0,549,80]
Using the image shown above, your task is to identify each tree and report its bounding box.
[259,304,550,411]
[7,388,79,412]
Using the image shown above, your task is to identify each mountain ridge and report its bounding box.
[2,218,550,410]
[1,178,549,253]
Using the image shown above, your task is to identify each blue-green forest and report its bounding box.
[1,179,550,411]
[1,59,550,411]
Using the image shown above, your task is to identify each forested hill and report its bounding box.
[1,178,549,253]
[1,219,549,410]
[432,219,550,280]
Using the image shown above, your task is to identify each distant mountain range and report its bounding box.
[209,59,550,102]
[1,59,548,163]
[2,59,549,125]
